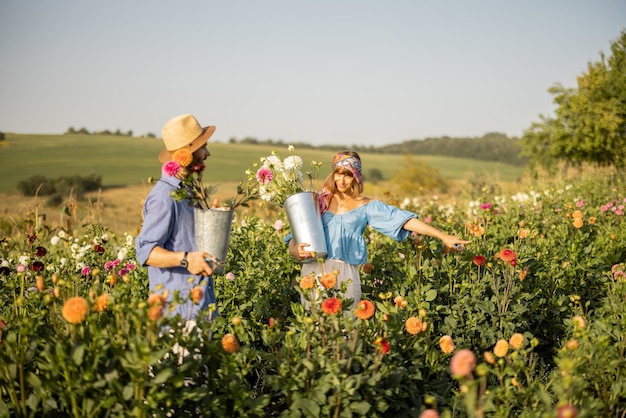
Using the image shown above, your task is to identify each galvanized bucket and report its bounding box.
[194,208,234,274]
[284,192,328,262]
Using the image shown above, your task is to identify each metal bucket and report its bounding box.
[284,192,327,262]
[194,208,234,274]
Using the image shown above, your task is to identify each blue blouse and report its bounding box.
[322,200,417,265]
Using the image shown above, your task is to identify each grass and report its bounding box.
[0,133,525,194]
[0,133,527,236]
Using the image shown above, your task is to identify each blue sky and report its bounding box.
[1,1,624,147]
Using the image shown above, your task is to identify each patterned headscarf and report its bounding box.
[331,153,362,184]
[319,152,363,214]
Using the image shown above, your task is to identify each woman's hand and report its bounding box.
[441,235,471,252]
[288,239,313,262]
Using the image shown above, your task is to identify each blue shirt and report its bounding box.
[286,199,417,265]
[323,200,416,265]
[135,175,217,320]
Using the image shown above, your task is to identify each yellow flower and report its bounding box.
[62,296,89,324]
[439,335,455,354]
[405,317,423,335]
[518,228,530,239]
[509,333,524,349]
[572,315,586,330]
[493,339,509,357]
[172,148,193,167]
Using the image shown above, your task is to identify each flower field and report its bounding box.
[1,174,625,417]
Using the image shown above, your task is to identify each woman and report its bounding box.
[288,151,471,308]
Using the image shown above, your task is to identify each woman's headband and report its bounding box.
[332,154,362,183]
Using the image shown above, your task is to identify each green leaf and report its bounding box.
[424,289,437,301]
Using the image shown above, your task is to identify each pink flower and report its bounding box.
[126,262,137,270]
[420,409,440,418]
[81,266,91,277]
[575,200,584,207]
[162,161,181,177]
[16,264,27,273]
[424,216,432,223]
[480,203,493,210]
[600,205,608,212]
[273,220,284,231]
[104,261,115,271]
[450,348,476,378]
[225,272,236,281]
[256,167,273,184]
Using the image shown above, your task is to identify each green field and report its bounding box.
[0,133,525,194]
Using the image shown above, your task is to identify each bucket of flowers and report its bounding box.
[164,149,259,273]
[247,145,327,261]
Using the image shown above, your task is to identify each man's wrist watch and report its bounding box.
[180,251,189,268]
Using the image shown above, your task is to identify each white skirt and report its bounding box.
[300,258,362,310]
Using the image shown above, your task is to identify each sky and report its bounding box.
[1,1,624,147]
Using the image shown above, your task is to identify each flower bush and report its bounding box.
[0,172,625,417]
[248,145,322,206]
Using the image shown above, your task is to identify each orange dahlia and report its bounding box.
[94,293,110,312]
[362,263,374,274]
[449,348,476,378]
[319,273,337,289]
[483,351,496,364]
[405,316,423,335]
[148,291,168,307]
[572,218,583,228]
[493,339,509,357]
[321,297,342,315]
[499,248,517,265]
[509,333,524,349]
[221,333,240,353]
[62,296,90,324]
[190,286,204,304]
[354,300,375,320]
[572,210,583,219]
[566,339,579,350]
[148,305,163,321]
[35,275,45,291]
[300,275,315,290]
[439,335,455,354]
[172,149,193,167]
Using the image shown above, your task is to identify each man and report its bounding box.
[135,114,218,320]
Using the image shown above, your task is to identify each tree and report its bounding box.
[392,155,448,195]
[522,30,626,171]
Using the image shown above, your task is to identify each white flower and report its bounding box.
[51,236,61,245]
[117,247,128,262]
[283,155,303,171]
[60,257,67,266]
[58,230,66,239]
[125,234,134,245]
[263,155,282,170]
[288,144,295,152]
[19,255,30,264]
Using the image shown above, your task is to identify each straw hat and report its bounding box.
[158,114,216,163]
